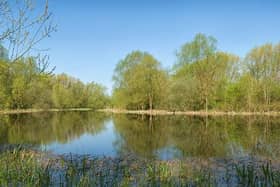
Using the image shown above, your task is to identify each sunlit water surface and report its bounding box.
[1,111,280,160]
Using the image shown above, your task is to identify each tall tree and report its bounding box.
[112,51,168,110]
[86,82,110,109]
[0,59,10,108]
[175,34,239,111]
[245,43,280,110]
[176,33,217,67]
[52,74,109,109]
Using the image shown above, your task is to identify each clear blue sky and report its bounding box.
[43,0,280,93]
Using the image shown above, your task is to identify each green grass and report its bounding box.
[1,148,280,186]
[0,148,52,186]
[235,161,280,186]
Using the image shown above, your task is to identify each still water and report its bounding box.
[0,111,280,160]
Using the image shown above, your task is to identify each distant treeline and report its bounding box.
[112,34,280,112]
[0,0,110,110]
[1,33,280,111]
[0,56,110,110]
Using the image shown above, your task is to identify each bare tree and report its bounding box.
[0,0,56,73]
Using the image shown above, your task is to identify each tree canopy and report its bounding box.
[111,34,280,112]
[112,51,168,110]
[0,56,109,110]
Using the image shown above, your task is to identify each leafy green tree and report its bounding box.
[52,74,109,109]
[0,51,109,110]
[0,59,10,109]
[245,43,280,110]
[86,82,110,109]
[225,74,258,111]
[112,51,168,110]
[9,58,42,109]
[52,74,78,108]
[176,33,217,66]
[25,74,53,109]
[174,34,239,111]
[167,65,200,110]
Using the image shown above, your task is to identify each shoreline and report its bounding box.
[98,109,280,116]
[0,108,93,115]
[1,108,280,116]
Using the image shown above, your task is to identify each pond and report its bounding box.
[0,111,280,160]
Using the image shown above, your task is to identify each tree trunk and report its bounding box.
[205,96,208,114]
[149,93,153,113]
[149,114,153,132]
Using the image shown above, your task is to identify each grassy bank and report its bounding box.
[0,108,93,115]
[99,109,280,116]
[1,148,280,186]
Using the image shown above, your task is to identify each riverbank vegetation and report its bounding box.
[0,0,109,110]
[2,33,280,113]
[1,1,280,113]
[0,57,110,110]
[1,148,280,186]
[112,34,280,112]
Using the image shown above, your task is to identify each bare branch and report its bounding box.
[0,0,57,73]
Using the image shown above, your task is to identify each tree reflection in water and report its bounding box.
[1,112,280,160]
[113,114,280,159]
[0,112,110,145]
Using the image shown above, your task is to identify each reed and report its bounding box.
[1,148,280,186]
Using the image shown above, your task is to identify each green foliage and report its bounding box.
[169,34,240,111]
[112,34,280,112]
[0,148,52,186]
[2,148,280,186]
[0,59,10,108]
[112,51,168,110]
[175,33,217,66]
[2,33,280,112]
[0,57,109,110]
[51,74,109,109]
[86,82,110,109]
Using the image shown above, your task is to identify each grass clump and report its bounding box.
[0,148,51,186]
[235,161,280,186]
[1,148,280,186]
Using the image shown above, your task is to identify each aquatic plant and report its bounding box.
[1,148,280,186]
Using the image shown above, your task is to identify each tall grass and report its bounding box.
[0,148,52,186]
[1,148,280,186]
[235,161,280,186]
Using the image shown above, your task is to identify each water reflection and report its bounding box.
[113,115,280,159]
[0,112,109,145]
[0,112,280,159]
